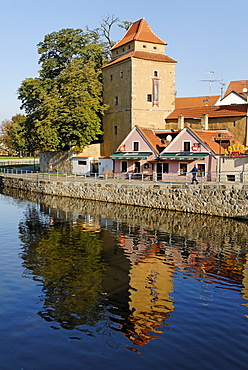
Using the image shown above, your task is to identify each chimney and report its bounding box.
[201,114,208,130]
[178,115,184,130]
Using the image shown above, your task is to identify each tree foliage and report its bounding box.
[18,28,108,151]
[17,17,131,152]
[0,114,27,155]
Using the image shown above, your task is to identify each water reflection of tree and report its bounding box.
[19,205,107,329]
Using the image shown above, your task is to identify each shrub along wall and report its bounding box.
[1,175,248,218]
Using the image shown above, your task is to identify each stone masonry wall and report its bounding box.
[1,175,248,218]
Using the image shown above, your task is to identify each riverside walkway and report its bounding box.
[1,169,248,218]
[1,168,248,187]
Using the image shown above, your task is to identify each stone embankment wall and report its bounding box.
[1,175,248,218]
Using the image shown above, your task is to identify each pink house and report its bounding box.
[110,125,242,180]
[110,125,177,176]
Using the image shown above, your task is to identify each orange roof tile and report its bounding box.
[166,104,247,120]
[73,156,90,158]
[112,19,166,50]
[223,80,248,99]
[136,126,177,153]
[175,96,220,109]
[103,50,176,69]
[191,129,241,155]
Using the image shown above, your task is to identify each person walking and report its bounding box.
[191,165,198,184]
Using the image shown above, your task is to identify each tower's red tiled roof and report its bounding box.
[175,96,219,109]
[223,80,248,99]
[166,104,247,120]
[102,50,176,69]
[112,19,166,50]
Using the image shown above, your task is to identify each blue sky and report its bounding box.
[0,0,247,123]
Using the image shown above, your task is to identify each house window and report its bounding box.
[147,94,152,102]
[153,46,157,50]
[183,141,190,152]
[122,48,125,52]
[134,162,140,173]
[144,163,149,169]
[179,163,187,175]
[110,74,113,81]
[114,126,117,135]
[154,71,158,77]
[121,161,127,172]
[78,160,87,166]
[120,70,123,78]
[163,163,169,173]
[143,45,146,48]
[114,96,118,106]
[133,141,139,151]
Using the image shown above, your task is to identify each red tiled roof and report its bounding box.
[137,126,173,153]
[112,19,166,50]
[103,50,176,69]
[191,129,241,155]
[72,155,90,158]
[175,96,220,109]
[223,80,248,99]
[166,104,247,119]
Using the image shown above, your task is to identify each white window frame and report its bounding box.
[183,140,191,152]
[133,141,140,151]
[121,161,128,172]
[179,162,188,175]
[133,161,141,173]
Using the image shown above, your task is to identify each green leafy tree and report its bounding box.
[18,28,108,151]
[0,114,27,155]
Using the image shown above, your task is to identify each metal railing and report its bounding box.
[1,168,248,186]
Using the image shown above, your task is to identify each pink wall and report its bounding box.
[121,130,152,152]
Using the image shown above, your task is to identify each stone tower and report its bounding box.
[102,18,177,156]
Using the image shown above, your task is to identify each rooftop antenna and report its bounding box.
[200,71,221,96]
[219,81,225,98]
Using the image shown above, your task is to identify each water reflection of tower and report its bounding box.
[119,235,175,346]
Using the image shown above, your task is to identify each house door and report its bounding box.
[157,163,163,180]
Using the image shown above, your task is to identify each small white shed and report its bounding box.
[71,156,92,175]
[98,156,113,175]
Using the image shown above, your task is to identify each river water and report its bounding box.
[0,187,248,369]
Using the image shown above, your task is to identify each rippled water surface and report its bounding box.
[0,189,248,369]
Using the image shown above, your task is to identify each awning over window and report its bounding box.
[110,152,152,160]
[159,152,208,160]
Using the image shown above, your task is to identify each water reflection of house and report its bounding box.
[73,213,101,232]
[119,236,175,346]
[242,255,248,313]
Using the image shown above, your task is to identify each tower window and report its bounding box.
[120,70,123,78]
[153,46,157,50]
[114,96,118,106]
[147,94,152,102]
[114,126,117,135]
[143,45,146,48]
[154,71,158,77]
[110,74,113,81]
